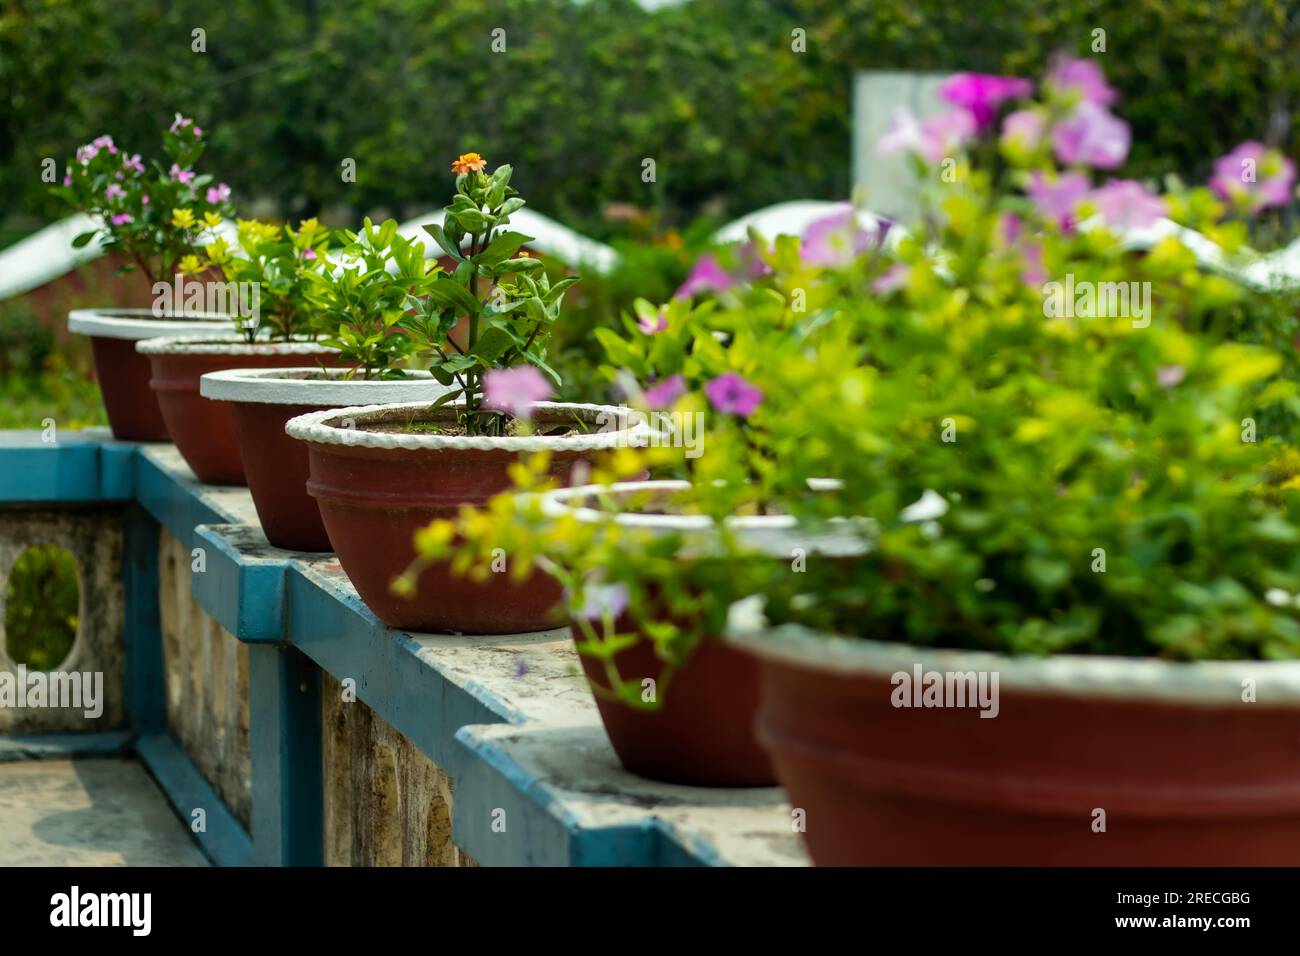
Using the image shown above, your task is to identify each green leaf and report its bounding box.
[478,231,533,265]
[71,230,99,248]
[422,223,463,261]
[426,276,482,317]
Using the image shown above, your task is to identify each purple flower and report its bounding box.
[482,365,553,419]
[169,113,192,133]
[675,253,735,298]
[1019,242,1047,288]
[939,73,1032,129]
[76,144,98,164]
[1046,55,1117,107]
[91,135,115,150]
[62,174,71,186]
[141,194,150,205]
[877,107,976,164]
[871,263,909,295]
[169,164,196,184]
[103,183,125,201]
[572,582,629,622]
[1157,365,1185,387]
[1051,102,1130,169]
[110,213,134,226]
[642,373,686,409]
[122,153,144,174]
[637,308,668,334]
[1091,179,1168,231]
[1208,141,1297,213]
[193,126,203,138]
[1000,109,1046,152]
[706,372,763,418]
[997,211,1023,246]
[738,240,774,279]
[302,248,317,260]
[801,209,878,267]
[206,182,231,204]
[1026,171,1092,230]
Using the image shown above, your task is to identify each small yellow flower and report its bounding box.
[178,254,203,275]
[171,208,195,229]
[451,152,487,174]
[202,211,223,229]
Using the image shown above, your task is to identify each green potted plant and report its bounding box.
[199,218,450,550]
[58,117,235,440]
[286,154,643,632]
[136,217,342,486]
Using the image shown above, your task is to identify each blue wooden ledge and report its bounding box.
[0,431,806,867]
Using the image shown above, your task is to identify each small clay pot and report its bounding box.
[137,336,340,486]
[730,622,1300,865]
[540,479,863,787]
[199,368,450,551]
[285,401,643,633]
[68,309,229,441]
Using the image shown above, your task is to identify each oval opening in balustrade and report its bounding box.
[4,544,81,671]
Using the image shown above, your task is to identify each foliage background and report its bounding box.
[3,0,1298,239]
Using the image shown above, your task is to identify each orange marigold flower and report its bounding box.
[451,152,487,174]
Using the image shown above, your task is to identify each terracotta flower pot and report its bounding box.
[199,369,451,551]
[67,308,229,441]
[137,336,339,486]
[730,620,1300,865]
[285,401,643,634]
[539,480,862,787]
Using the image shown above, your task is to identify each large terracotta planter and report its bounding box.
[539,480,861,787]
[285,401,643,634]
[730,619,1300,865]
[68,309,229,441]
[137,336,339,486]
[199,369,450,551]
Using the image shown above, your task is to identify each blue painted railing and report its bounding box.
[0,430,803,867]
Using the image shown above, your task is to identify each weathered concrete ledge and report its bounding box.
[0,432,807,866]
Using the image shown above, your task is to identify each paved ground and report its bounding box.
[0,757,209,866]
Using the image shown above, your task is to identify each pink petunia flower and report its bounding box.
[705,372,763,418]
[1026,171,1092,230]
[637,308,668,334]
[1000,109,1047,152]
[110,213,134,226]
[877,107,977,164]
[801,208,879,267]
[482,366,553,419]
[871,263,910,295]
[104,183,125,200]
[206,182,231,204]
[169,113,192,133]
[1090,179,1168,231]
[141,194,150,205]
[169,164,196,184]
[1051,102,1130,169]
[1046,55,1117,107]
[939,73,1033,130]
[192,126,203,137]
[123,153,145,174]
[1208,141,1297,213]
[642,374,686,409]
[76,144,98,164]
[302,248,317,260]
[675,253,735,298]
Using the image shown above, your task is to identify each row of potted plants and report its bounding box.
[393,59,1300,864]
[59,133,642,631]
[56,57,1300,865]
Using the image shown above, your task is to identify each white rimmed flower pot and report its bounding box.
[199,368,451,551]
[726,613,1300,866]
[283,401,645,634]
[537,479,862,787]
[67,307,230,441]
[136,334,340,486]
